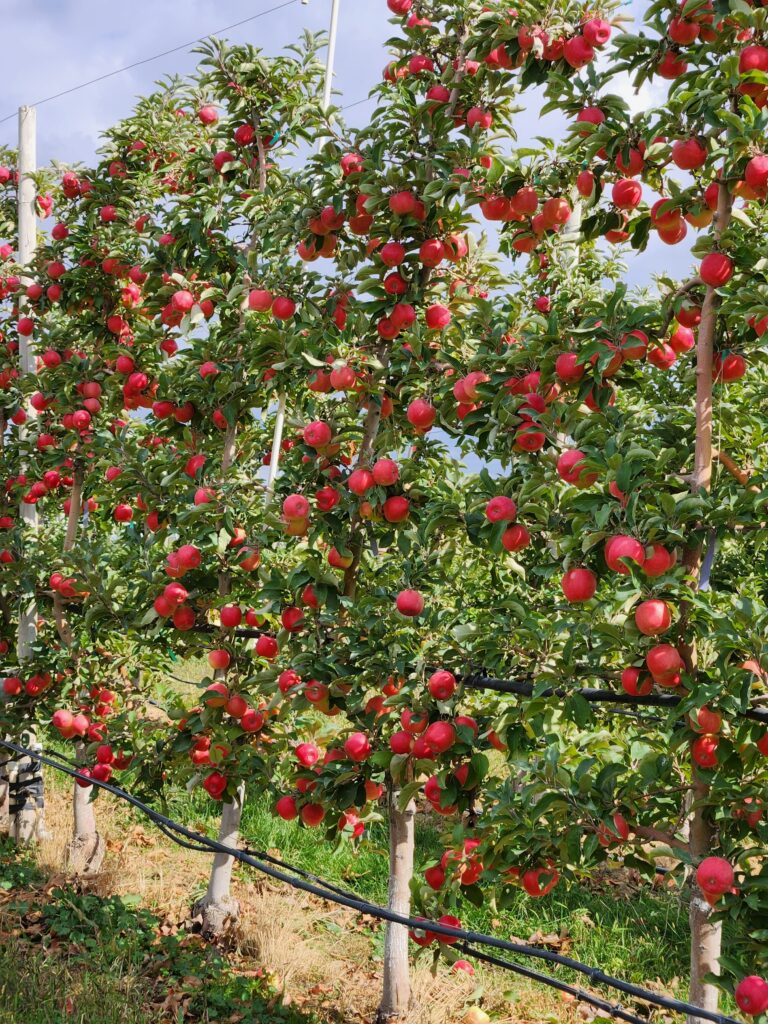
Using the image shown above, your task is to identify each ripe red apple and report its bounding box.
[424,720,456,753]
[621,667,653,696]
[671,137,707,171]
[502,524,530,551]
[225,694,248,718]
[272,296,296,320]
[690,706,722,734]
[220,604,242,629]
[401,709,428,735]
[203,771,227,800]
[612,178,642,209]
[486,496,517,522]
[521,866,559,897]
[555,352,585,382]
[348,468,375,495]
[328,547,353,569]
[390,730,414,754]
[428,670,456,700]
[275,795,298,820]
[605,535,646,574]
[406,399,436,432]
[692,734,719,768]
[300,803,325,827]
[646,644,684,683]
[208,649,231,671]
[561,567,597,603]
[396,589,424,616]
[699,252,733,288]
[344,732,371,762]
[283,494,310,520]
[425,304,451,330]
[634,599,671,635]
[735,977,768,1017]
[557,450,598,488]
[303,420,332,448]
[255,635,278,659]
[372,458,399,486]
[696,856,733,896]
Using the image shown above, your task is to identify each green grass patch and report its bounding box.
[0,838,320,1024]
[161,787,692,991]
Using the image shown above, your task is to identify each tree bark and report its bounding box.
[376,782,416,1024]
[65,763,106,875]
[193,782,245,937]
[688,779,723,1024]
[61,470,105,873]
[684,180,732,1024]
[197,420,243,937]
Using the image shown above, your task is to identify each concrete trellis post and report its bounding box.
[7,106,46,843]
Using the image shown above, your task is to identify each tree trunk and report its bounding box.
[0,767,9,835]
[193,783,244,938]
[376,783,416,1024]
[684,180,732,1022]
[687,780,723,1024]
[57,469,104,871]
[65,743,105,875]
[194,422,246,938]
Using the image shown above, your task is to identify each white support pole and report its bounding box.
[12,105,43,844]
[322,0,341,112]
[17,105,38,658]
[265,0,341,498]
[265,393,287,499]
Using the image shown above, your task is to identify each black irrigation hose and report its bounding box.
[458,943,646,1024]
[0,738,742,1024]
[464,675,768,725]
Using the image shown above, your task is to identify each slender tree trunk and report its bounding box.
[196,422,244,937]
[65,754,106,875]
[0,766,9,834]
[688,779,723,1023]
[376,782,416,1024]
[684,181,732,1024]
[58,470,105,874]
[193,783,245,937]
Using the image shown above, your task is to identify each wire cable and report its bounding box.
[464,674,768,725]
[0,737,742,1024]
[0,0,302,126]
[458,943,646,1024]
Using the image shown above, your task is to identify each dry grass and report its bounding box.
[30,773,580,1024]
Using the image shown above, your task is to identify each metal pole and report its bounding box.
[265,0,341,497]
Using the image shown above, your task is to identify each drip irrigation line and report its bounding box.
[0,737,742,1024]
[0,1,302,126]
[464,675,768,725]
[457,943,645,1024]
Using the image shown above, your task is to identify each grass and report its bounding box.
[162,784,692,992]
[156,664,693,991]
[19,744,710,1024]
[0,837,321,1024]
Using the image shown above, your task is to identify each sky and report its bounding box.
[0,0,684,288]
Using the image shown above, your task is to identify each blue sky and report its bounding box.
[0,0,684,288]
